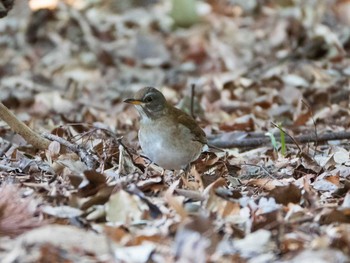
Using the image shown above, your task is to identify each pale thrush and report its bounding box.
[124,87,207,170]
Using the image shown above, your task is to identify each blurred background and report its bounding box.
[0,0,349,136]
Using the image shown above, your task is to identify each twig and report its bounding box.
[174,188,204,201]
[208,131,350,149]
[92,128,144,168]
[0,141,12,157]
[42,133,97,170]
[190,84,195,119]
[241,163,276,179]
[0,164,18,172]
[0,102,50,150]
[116,137,133,160]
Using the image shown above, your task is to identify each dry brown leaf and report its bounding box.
[268,184,302,205]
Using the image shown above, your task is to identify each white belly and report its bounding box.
[138,117,203,170]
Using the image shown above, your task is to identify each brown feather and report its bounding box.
[168,105,207,145]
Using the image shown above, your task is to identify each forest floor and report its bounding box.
[0,0,350,262]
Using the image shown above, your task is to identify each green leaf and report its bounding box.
[266,132,278,151]
[279,124,286,156]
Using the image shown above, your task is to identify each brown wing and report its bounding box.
[170,106,207,145]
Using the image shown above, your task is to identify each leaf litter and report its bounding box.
[0,0,350,262]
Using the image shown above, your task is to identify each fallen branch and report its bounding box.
[208,131,350,149]
[42,133,97,170]
[0,102,50,150]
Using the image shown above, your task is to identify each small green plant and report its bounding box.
[266,123,287,156]
[170,0,199,28]
[278,123,287,156]
[266,132,278,151]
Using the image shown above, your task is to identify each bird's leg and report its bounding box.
[143,161,152,179]
[180,164,192,188]
[184,164,191,178]
[140,154,153,179]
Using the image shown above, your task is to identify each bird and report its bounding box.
[124,87,207,171]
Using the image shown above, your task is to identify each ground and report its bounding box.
[0,0,350,262]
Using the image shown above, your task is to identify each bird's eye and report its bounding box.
[144,96,153,103]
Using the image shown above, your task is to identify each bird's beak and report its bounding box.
[123,99,143,105]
